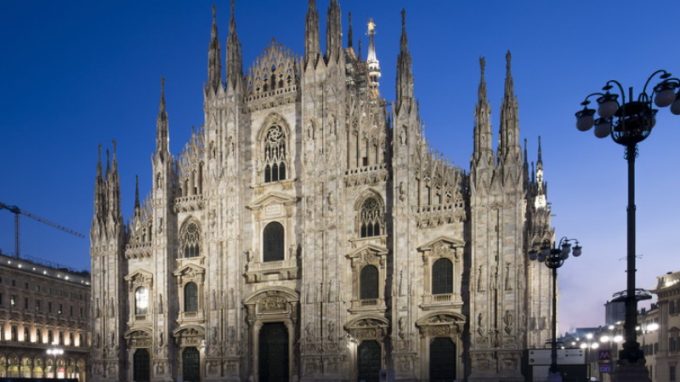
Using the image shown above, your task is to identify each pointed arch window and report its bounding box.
[359,197,383,238]
[360,265,379,300]
[263,125,287,183]
[181,222,201,258]
[184,282,198,313]
[263,222,285,262]
[432,258,453,295]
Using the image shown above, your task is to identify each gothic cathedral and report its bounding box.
[89,1,555,381]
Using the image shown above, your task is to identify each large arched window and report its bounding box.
[263,125,287,183]
[432,258,453,295]
[184,282,198,313]
[181,222,201,258]
[359,197,383,238]
[360,265,379,300]
[135,287,149,316]
[263,222,285,262]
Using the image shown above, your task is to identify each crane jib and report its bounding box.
[0,201,85,259]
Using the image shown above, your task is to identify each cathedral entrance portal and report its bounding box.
[429,337,455,381]
[133,348,150,382]
[258,322,289,382]
[182,347,200,382]
[357,340,381,382]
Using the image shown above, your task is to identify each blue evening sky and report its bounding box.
[1,0,679,333]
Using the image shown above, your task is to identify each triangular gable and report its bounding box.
[247,191,297,210]
[417,236,465,252]
[173,262,205,277]
[347,243,389,259]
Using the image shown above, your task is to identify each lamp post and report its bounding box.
[46,347,63,379]
[575,70,680,381]
[528,237,583,382]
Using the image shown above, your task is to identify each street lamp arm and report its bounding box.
[580,92,605,106]
[603,79,627,103]
[641,69,671,97]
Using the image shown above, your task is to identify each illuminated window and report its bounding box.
[135,287,149,316]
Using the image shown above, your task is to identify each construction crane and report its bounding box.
[0,202,85,258]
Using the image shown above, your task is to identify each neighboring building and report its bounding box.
[0,250,90,380]
[639,304,660,381]
[653,271,680,382]
[605,296,626,326]
[89,1,556,381]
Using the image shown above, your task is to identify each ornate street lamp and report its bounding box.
[575,70,680,379]
[528,237,583,382]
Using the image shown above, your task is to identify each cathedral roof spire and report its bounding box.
[206,5,222,94]
[93,144,105,227]
[226,0,243,90]
[395,9,412,112]
[156,77,170,156]
[347,11,353,49]
[366,17,381,95]
[473,57,492,165]
[304,0,320,68]
[134,174,140,211]
[537,135,543,170]
[325,0,342,63]
[499,50,521,162]
[107,140,122,224]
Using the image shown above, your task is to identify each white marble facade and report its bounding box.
[89,1,556,381]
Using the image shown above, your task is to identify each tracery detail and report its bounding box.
[359,198,383,237]
[263,125,287,183]
[181,221,201,258]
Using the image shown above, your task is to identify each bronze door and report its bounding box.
[429,337,455,382]
[357,340,381,382]
[259,322,289,382]
[182,347,200,382]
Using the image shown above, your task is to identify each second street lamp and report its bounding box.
[528,237,583,382]
[575,69,680,381]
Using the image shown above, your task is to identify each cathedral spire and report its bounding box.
[367,17,381,94]
[473,57,492,163]
[304,0,320,67]
[499,50,521,161]
[395,9,413,112]
[156,78,169,156]
[96,143,103,179]
[93,144,106,229]
[206,5,222,94]
[523,138,529,186]
[325,0,342,62]
[107,140,122,223]
[534,136,547,208]
[347,11,353,49]
[537,135,543,170]
[134,174,140,211]
[226,0,243,89]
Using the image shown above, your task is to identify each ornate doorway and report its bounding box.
[133,349,150,382]
[357,340,381,382]
[258,322,289,382]
[182,347,200,382]
[429,337,455,381]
